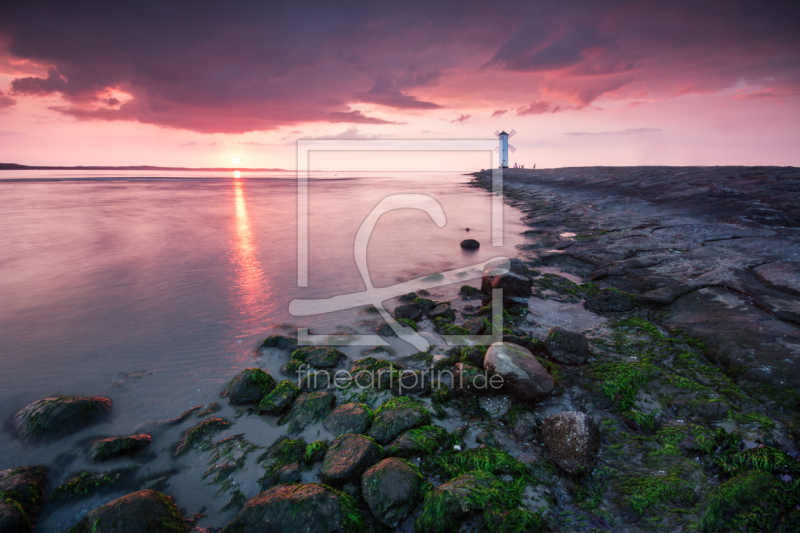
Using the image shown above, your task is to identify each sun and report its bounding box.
[232,157,240,165]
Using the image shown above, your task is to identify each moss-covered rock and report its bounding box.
[583,289,634,313]
[174,417,231,457]
[361,458,424,527]
[278,392,335,434]
[453,363,492,394]
[320,434,383,486]
[305,441,329,464]
[323,403,373,436]
[437,447,529,478]
[544,326,588,364]
[287,347,347,370]
[258,437,306,490]
[483,506,547,533]
[12,396,111,443]
[222,368,276,405]
[368,397,431,444]
[221,483,364,533]
[699,470,778,532]
[540,411,599,476]
[415,471,500,533]
[0,466,47,530]
[428,303,455,321]
[460,285,485,298]
[52,469,132,501]
[65,489,187,533]
[461,345,488,367]
[394,303,422,320]
[260,334,298,352]
[89,434,151,462]
[258,380,299,415]
[385,425,448,457]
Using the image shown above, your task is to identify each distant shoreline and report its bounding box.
[0,163,288,172]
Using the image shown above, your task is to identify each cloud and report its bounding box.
[516,101,564,115]
[356,73,442,109]
[314,126,383,140]
[326,110,402,125]
[178,141,198,147]
[0,89,16,109]
[11,67,68,95]
[451,113,471,123]
[491,109,507,117]
[564,127,662,136]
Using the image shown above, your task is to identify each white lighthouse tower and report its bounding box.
[494,129,516,168]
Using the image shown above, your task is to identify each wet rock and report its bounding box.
[483,507,546,533]
[753,260,800,296]
[260,334,298,352]
[65,490,186,533]
[89,434,151,462]
[481,260,533,303]
[222,368,276,405]
[501,334,547,356]
[428,303,455,321]
[415,471,497,533]
[174,417,231,456]
[323,403,374,436]
[412,297,436,313]
[584,289,635,312]
[220,483,364,533]
[368,397,431,444]
[453,363,491,394]
[460,345,488,367]
[462,317,486,335]
[305,441,329,464]
[361,458,423,527]
[544,326,589,364]
[320,434,383,486]
[699,470,777,532]
[459,285,485,298]
[667,399,730,421]
[52,469,132,501]
[399,292,418,302]
[394,303,422,320]
[258,437,306,489]
[0,466,47,530]
[375,322,397,337]
[258,380,300,415]
[478,394,513,419]
[483,342,555,401]
[507,407,539,440]
[385,425,449,457]
[460,239,480,250]
[541,411,600,475]
[278,391,335,434]
[284,347,347,372]
[394,370,431,396]
[13,396,111,443]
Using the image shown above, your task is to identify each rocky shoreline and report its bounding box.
[3,166,800,532]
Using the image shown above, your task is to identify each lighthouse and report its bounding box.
[498,131,509,168]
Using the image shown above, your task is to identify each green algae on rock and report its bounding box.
[260,334,298,352]
[283,347,347,373]
[174,417,231,457]
[415,471,504,533]
[320,434,383,486]
[51,469,132,501]
[89,434,151,462]
[361,457,425,527]
[305,440,329,464]
[65,489,187,533]
[220,483,365,533]
[367,396,431,444]
[323,402,373,436]
[257,380,299,415]
[278,391,335,434]
[385,425,449,457]
[222,368,276,405]
[12,396,111,442]
[258,436,306,490]
[0,466,47,531]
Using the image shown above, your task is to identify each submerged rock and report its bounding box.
[52,469,132,501]
[221,483,364,533]
[278,391,335,434]
[222,368,276,405]
[320,434,383,486]
[323,403,373,436]
[368,397,431,444]
[260,334,299,352]
[0,466,47,531]
[460,238,480,250]
[583,289,635,312]
[361,458,423,527]
[89,434,151,462]
[459,285,485,298]
[481,259,533,303]
[394,302,422,320]
[544,326,589,364]
[13,396,111,443]
[258,380,300,415]
[174,417,231,457]
[65,489,186,533]
[483,342,554,401]
[385,425,449,457]
[541,411,599,475]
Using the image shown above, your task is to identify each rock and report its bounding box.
[478,395,513,419]
[65,490,187,533]
[320,434,383,485]
[394,370,431,396]
[460,345,488,367]
[412,297,436,313]
[258,437,306,490]
[305,441,329,464]
[12,397,111,443]
[483,507,546,533]
[583,289,635,312]
[460,239,480,250]
[52,469,132,501]
[699,470,777,532]
[398,292,418,302]
[361,458,423,527]
[89,434,151,462]
[394,303,422,320]
[481,260,533,303]
[0,466,47,530]
[667,399,730,421]
[278,391,335,434]
[459,285,485,298]
[544,326,589,364]
[753,260,800,296]
[502,334,547,356]
[385,425,449,457]
[462,317,486,335]
[222,368,276,405]
[507,407,538,440]
[260,334,298,352]
[415,471,497,533]
[483,343,555,401]
[368,397,431,444]
[290,347,347,369]
[258,380,300,415]
[375,322,397,337]
[541,411,600,475]
[428,303,455,321]
[174,417,231,456]
[323,403,374,436]
[220,483,364,533]
[453,363,492,394]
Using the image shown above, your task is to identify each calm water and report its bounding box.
[0,170,533,530]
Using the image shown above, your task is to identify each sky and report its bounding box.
[0,1,798,170]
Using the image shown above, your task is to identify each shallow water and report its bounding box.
[0,170,540,530]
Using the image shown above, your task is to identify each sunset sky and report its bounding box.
[0,1,798,170]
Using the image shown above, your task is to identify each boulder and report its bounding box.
[361,458,423,527]
[220,483,364,533]
[368,397,431,444]
[481,260,533,303]
[65,490,186,533]
[258,380,300,415]
[385,425,449,457]
[428,303,455,321]
[460,345,488,367]
[278,392,335,434]
[258,437,306,490]
[541,411,600,475]
[394,303,422,320]
[483,343,555,401]
[290,347,347,369]
[0,497,31,533]
[89,434,151,462]
[323,403,374,436]
[0,466,47,531]
[52,469,132,501]
[13,397,111,443]
[260,335,298,352]
[320,434,383,486]
[544,326,589,364]
[460,239,480,250]
[222,368,276,405]
[462,317,486,335]
[583,289,635,313]
[174,417,230,457]
[415,471,497,533]
[459,285,485,298]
